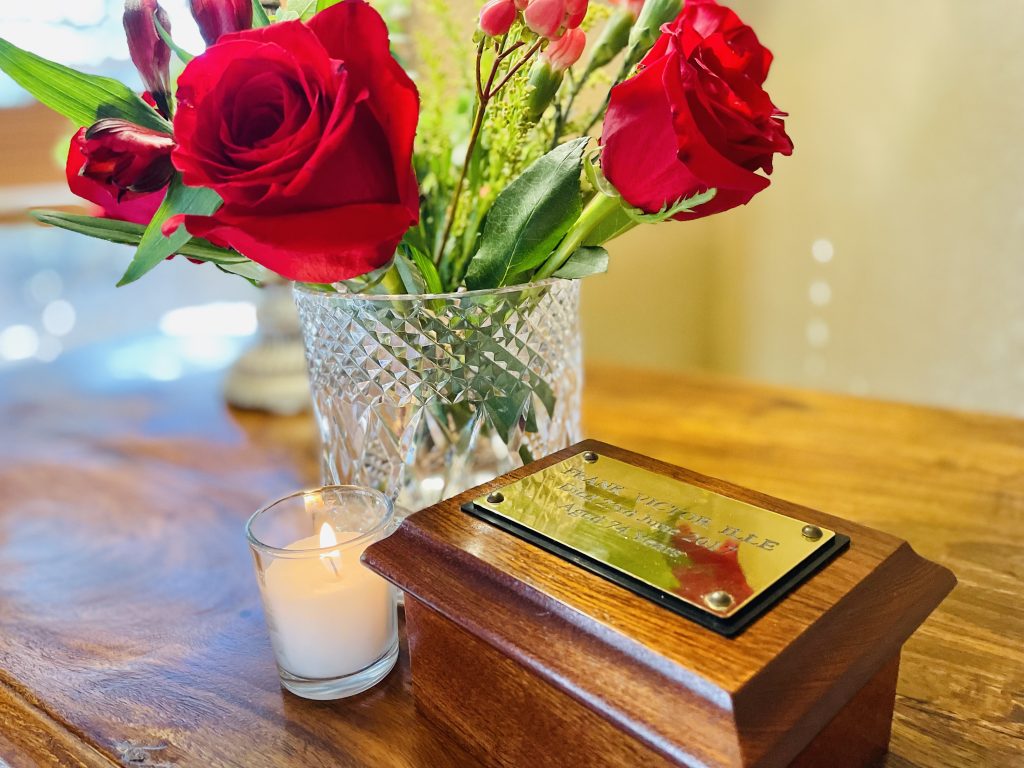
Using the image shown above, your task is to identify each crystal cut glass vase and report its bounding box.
[294,280,582,517]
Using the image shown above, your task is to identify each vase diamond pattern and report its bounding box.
[294,280,582,516]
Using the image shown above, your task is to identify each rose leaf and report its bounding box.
[552,246,609,279]
[464,137,589,290]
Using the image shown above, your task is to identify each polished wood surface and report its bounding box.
[366,440,954,767]
[0,351,1021,766]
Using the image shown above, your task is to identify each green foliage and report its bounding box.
[623,188,718,224]
[622,0,683,76]
[582,204,635,246]
[117,177,222,286]
[0,38,172,133]
[553,246,609,279]
[278,0,317,21]
[464,137,589,290]
[31,210,266,285]
[251,0,271,26]
[408,247,443,295]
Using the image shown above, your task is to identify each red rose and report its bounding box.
[602,0,793,219]
[169,0,420,283]
[65,126,168,224]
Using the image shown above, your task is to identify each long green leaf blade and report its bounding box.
[117,178,222,285]
[30,210,248,265]
[0,37,172,133]
[410,248,443,294]
[465,137,589,290]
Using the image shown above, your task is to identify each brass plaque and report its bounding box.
[463,451,848,635]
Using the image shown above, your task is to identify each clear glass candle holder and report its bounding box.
[246,486,399,700]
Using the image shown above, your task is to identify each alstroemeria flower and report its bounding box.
[123,0,173,118]
[189,0,253,46]
[80,118,176,196]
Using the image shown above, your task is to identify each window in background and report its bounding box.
[0,4,254,375]
[0,0,206,107]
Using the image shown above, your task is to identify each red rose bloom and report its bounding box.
[65,127,167,224]
[169,0,420,283]
[602,0,793,219]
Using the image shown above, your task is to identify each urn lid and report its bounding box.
[363,440,955,767]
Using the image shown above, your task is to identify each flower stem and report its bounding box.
[534,192,622,280]
[436,39,492,266]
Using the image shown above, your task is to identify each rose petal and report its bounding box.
[179,202,416,282]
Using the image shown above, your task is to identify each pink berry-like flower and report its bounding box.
[523,0,589,40]
[544,27,586,71]
[565,0,588,28]
[523,0,564,38]
[479,0,517,37]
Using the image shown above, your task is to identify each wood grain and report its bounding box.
[0,350,1020,766]
[365,440,954,767]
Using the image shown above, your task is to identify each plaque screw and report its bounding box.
[801,525,823,542]
[486,492,505,504]
[704,590,734,611]
[582,451,599,463]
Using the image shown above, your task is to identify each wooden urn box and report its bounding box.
[363,441,955,768]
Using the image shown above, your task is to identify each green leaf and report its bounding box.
[465,137,589,290]
[278,0,316,21]
[154,15,195,63]
[336,259,394,295]
[553,246,609,279]
[409,249,443,295]
[625,188,717,224]
[0,37,172,133]
[484,395,530,444]
[315,0,342,11]
[251,0,271,26]
[393,251,427,294]
[117,178,222,286]
[216,261,272,286]
[30,211,263,278]
[583,205,634,246]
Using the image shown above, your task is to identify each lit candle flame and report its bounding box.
[319,522,341,577]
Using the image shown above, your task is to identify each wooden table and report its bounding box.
[0,349,1020,767]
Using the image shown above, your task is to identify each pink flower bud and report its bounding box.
[80,118,175,197]
[524,0,566,39]
[123,0,172,117]
[479,0,517,37]
[565,0,589,29]
[524,0,589,40]
[544,27,586,71]
[189,0,253,46]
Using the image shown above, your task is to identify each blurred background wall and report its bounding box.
[584,0,1024,417]
[1,0,1022,416]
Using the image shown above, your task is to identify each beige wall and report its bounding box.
[584,0,1024,417]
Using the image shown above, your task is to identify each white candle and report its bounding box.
[260,524,393,680]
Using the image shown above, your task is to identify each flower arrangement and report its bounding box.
[0,0,791,294]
